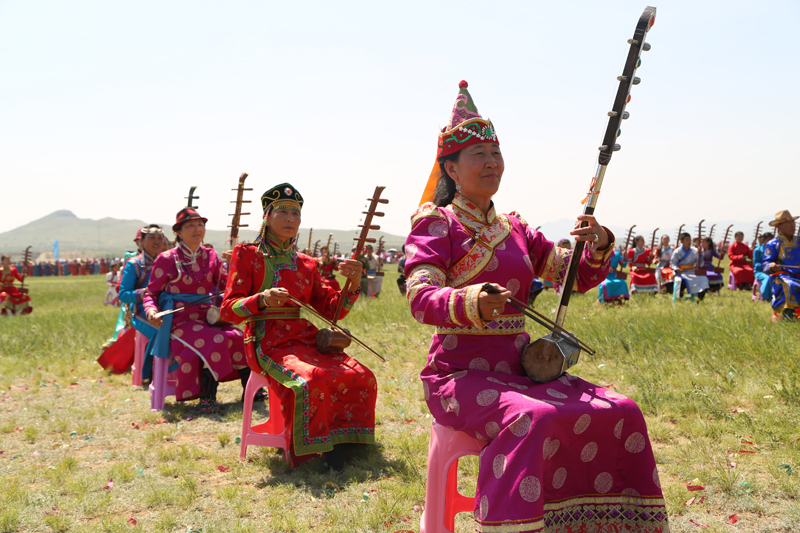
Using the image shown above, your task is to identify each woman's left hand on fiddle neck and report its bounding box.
[570,215,609,249]
[338,259,363,288]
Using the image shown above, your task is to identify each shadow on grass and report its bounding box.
[253,441,419,500]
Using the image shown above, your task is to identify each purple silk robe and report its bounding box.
[405,195,668,533]
[143,243,244,401]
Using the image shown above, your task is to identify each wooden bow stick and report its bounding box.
[287,295,385,362]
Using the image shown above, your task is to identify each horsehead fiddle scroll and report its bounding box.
[19,246,32,294]
[675,224,685,245]
[310,186,388,362]
[716,224,734,273]
[208,173,251,328]
[185,186,200,209]
[519,6,657,383]
[751,221,762,250]
[649,227,660,263]
[616,224,636,281]
[228,173,251,247]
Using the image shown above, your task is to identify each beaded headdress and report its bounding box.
[261,183,304,215]
[420,81,499,205]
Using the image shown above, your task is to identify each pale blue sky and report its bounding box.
[1,0,798,238]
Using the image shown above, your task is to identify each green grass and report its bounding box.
[1,273,799,531]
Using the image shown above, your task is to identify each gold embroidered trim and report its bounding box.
[406,264,447,305]
[464,284,484,329]
[435,315,525,335]
[410,202,444,228]
[447,215,511,288]
[447,288,464,326]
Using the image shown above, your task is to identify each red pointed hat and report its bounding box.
[420,81,499,205]
[437,80,498,159]
[172,207,208,232]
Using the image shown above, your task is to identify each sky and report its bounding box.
[1,0,798,240]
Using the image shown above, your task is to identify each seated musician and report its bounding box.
[728,231,755,290]
[220,183,377,469]
[762,210,800,321]
[119,225,166,342]
[406,81,667,532]
[0,255,33,316]
[144,208,249,413]
[598,248,629,304]
[700,237,723,291]
[654,234,675,293]
[753,232,773,301]
[627,235,657,294]
[670,232,709,301]
[317,245,340,291]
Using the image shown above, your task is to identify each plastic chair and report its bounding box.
[240,371,291,464]
[149,357,177,412]
[752,278,764,302]
[728,272,737,291]
[420,421,487,533]
[132,331,147,387]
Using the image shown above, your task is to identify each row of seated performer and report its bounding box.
[120,186,377,470]
[598,230,764,304]
[127,80,669,531]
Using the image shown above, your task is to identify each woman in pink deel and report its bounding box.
[406,81,668,533]
[144,207,248,413]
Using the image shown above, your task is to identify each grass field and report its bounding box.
[1,271,800,532]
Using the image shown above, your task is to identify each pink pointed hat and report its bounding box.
[420,81,499,205]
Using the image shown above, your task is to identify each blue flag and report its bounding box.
[53,240,59,260]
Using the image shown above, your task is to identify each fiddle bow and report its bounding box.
[520,6,657,383]
[315,186,388,359]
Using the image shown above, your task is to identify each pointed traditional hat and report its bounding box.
[419,81,499,205]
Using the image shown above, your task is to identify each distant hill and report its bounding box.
[0,210,408,260]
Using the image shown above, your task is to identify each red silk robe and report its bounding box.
[221,238,377,466]
[728,241,755,284]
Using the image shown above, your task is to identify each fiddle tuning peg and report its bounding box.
[613,144,621,151]
[622,111,630,119]
[632,77,641,85]
[600,144,621,151]
[642,42,651,51]
[627,38,639,45]
[617,75,628,82]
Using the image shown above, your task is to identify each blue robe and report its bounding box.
[598,251,630,303]
[753,245,773,300]
[762,234,800,313]
[118,252,157,339]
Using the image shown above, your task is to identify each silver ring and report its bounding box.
[492,308,500,317]
[592,234,599,243]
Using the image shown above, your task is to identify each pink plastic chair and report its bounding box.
[752,278,764,302]
[149,357,177,411]
[132,331,147,387]
[420,421,487,533]
[728,272,737,291]
[239,371,290,464]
